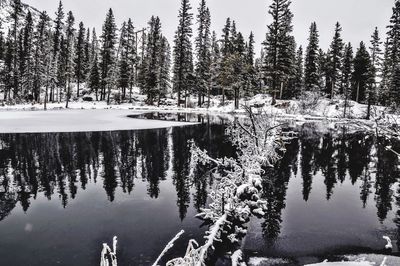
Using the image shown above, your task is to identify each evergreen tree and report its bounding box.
[381,38,391,105]
[32,11,51,102]
[263,0,295,104]
[383,0,400,106]
[367,27,382,117]
[83,28,91,79]
[144,16,165,104]
[118,22,130,99]
[0,20,4,61]
[326,22,344,98]
[293,46,304,98]
[19,11,34,98]
[351,42,373,104]
[75,22,86,97]
[172,0,194,106]
[9,0,23,98]
[126,18,136,101]
[304,22,320,91]
[53,1,65,58]
[219,18,232,105]
[243,32,257,97]
[209,31,221,104]
[195,0,211,107]
[100,8,117,104]
[341,43,353,117]
[89,54,100,100]
[64,11,75,108]
[158,36,171,104]
[51,0,65,102]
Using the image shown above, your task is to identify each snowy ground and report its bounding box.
[0,109,198,133]
[248,254,399,266]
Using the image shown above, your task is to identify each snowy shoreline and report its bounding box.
[0,109,198,133]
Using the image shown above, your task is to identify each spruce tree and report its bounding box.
[244,32,257,97]
[195,0,211,107]
[293,46,304,98]
[383,0,400,106]
[126,18,136,101]
[53,1,65,58]
[304,22,319,91]
[75,22,86,97]
[0,21,4,61]
[19,11,34,98]
[158,36,171,104]
[326,22,344,98]
[32,11,51,102]
[64,11,75,108]
[89,54,100,100]
[142,16,163,104]
[172,0,194,106]
[52,0,65,102]
[341,43,353,117]
[351,42,373,104]
[100,8,117,104]
[263,0,295,104]
[209,31,221,104]
[9,0,23,99]
[118,22,130,99]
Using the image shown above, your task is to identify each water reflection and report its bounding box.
[0,117,399,264]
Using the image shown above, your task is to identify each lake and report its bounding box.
[0,113,399,265]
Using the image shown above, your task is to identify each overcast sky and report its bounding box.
[26,0,395,54]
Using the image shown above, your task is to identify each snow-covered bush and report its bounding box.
[158,106,287,265]
[298,91,322,115]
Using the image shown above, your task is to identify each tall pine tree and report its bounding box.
[172,0,194,106]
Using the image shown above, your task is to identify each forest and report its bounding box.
[0,0,399,115]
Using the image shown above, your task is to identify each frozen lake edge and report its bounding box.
[0,109,198,133]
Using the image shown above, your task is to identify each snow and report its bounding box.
[0,109,198,133]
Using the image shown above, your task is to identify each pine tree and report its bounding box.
[172,0,194,106]
[52,0,65,102]
[195,0,211,107]
[19,11,34,99]
[304,22,320,91]
[158,36,171,104]
[243,32,257,97]
[380,38,391,105]
[293,46,304,98]
[142,16,163,104]
[53,1,65,58]
[351,42,373,104]
[367,27,382,117]
[341,43,353,117]
[326,22,344,98]
[383,0,400,106]
[0,20,4,61]
[32,11,51,102]
[219,18,232,105]
[3,31,14,101]
[100,8,117,104]
[89,54,100,100]
[263,0,295,104]
[9,0,23,99]
[83,28,91,80]
[64,11,75,108]
[126,18,136,101]
[209,31,221,104]
[118,22,130,100]
[75,22,86,97]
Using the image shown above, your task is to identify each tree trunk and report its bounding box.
[356,82,360,103]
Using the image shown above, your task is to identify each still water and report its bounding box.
[0,113,399,265]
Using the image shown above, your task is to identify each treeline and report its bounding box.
[0,0,400,110]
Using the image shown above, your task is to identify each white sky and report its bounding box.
[25,0,395,54]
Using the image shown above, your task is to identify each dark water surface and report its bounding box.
[0,113,399,265]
